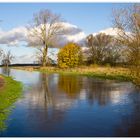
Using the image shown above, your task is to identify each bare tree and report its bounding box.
[86,33,120,65]
[27,9,67,67]
[86,34,97,64]
[1,50,14,68]
[112,4,140,85]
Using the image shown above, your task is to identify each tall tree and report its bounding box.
[86,33,120,65]
[28,9,66,67]
[112,4,140,85]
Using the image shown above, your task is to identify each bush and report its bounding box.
[58,42,83,68]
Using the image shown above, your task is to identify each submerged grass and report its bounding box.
[0,75,23,131]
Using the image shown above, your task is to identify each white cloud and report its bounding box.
[0,26,27,46]
[61,22,86,45]
[92,27,132,37]
[92,27,120,36]
[28,22,87,47]
[0,22,86,47]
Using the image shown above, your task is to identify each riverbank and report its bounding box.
[12,66,132,82]
[0,75,5,88]
[0,75,22,131]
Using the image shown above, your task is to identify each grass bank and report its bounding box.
[13,66,132,82]
[0,75,23,131]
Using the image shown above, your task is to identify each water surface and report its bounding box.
[0,68,140,137]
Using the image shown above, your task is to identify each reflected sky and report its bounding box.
[0,68,140,137]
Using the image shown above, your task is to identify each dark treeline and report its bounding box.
[0,64,41,67]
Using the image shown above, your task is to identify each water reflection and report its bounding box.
[83,78,134,106]
[38,73,53,107]
[0,68,140,136]
[58,75,83,99]
[13,73,76,133]
[1,67,10,77]
[84,79,113,106]
[116,89,140,136]
[25,73,76,110]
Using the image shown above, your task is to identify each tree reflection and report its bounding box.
[84,79,114,106]
[21,73,77,132]
[1,67,10,77]
[58,75,82,99]
[27,73,53,109]
[39,73,53,108]
[83,78,132,106]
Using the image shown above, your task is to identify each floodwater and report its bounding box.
[0,68,140,137]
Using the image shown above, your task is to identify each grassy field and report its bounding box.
[13,65,132,82]
[0,75,23,131]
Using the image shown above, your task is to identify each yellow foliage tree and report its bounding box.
[58,42,83,68]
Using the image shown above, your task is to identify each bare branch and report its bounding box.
[27,9,67,66]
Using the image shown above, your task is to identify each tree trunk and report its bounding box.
[42,45,48,67]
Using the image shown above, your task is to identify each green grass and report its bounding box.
[13,66,132,82]
[0,75,23,131]
[40,67,132,81]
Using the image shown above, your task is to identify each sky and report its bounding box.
[0,3,131,63]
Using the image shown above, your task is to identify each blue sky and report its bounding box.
[0,3,131,63]
[0,3,130,33]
